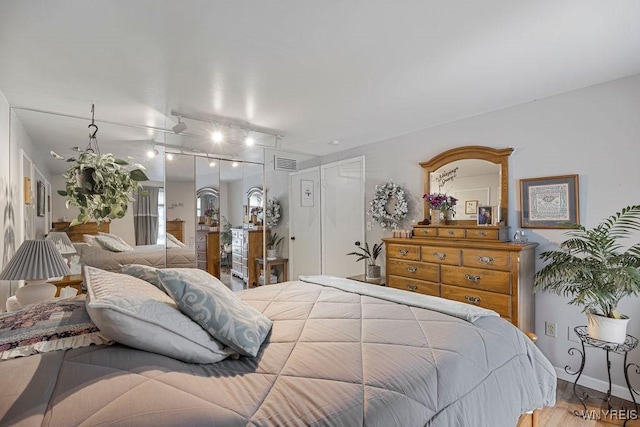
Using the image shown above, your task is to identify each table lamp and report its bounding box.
[0,240,72,306]
[45,231,78,269]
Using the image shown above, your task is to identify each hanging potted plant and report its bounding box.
[53,105,149,226]
[347,241,384,279]
[534,205,640,343]
[55,149,149,226]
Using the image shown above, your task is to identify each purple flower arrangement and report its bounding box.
[423,193,458,211]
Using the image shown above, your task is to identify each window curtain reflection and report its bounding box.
[133,186,159,246]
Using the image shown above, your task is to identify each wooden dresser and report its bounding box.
[50,221,110,242]
[166,220,185,243]
[195,226,220,277]
[382,227,537,332]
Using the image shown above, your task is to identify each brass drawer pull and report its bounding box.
[477,256,494,265]
[421,229,429,234]
[447,230,455,236]
[407,284,418,291]
[465,274,481,283]
[406,266,418,273]
[399,249,409,256]
[433,252,446,260]
[476,231,487,237]
[465,295,481,304]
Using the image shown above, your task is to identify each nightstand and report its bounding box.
[48,274,83,297]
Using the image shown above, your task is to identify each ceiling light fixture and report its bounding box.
[166,153,175,161]
[244,131,255,146]
[172,117,187,134]
[211,129,224,143]
[146,148,159,158]
[209,159,216,167]
[232,159,239,168]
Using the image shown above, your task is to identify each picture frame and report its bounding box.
[37,180,46,217]
[520,174,579,228]
[301,179,314,207]
[464,200,478,215]
[477,206,493,226]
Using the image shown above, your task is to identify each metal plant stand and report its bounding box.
[565,326,639,426]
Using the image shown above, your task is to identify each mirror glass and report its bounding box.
[195,156,220,278]
[429,159,501,221]
[164,153,196,267]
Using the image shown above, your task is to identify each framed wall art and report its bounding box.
[464,200,478,215]
[520,174,579,228]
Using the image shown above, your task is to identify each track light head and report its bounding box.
[209,160,216,167]
[172,117,187,134]
[166,153,175,161]
[245,134,255,146]
[146,148,159,158]
[211,130,224,143]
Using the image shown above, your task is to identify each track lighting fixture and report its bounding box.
[211,129,224,143]
[146,148,159,158]
[244,131,255,146]
[172,117,187,134]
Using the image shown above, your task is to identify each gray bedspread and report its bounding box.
[74,243,196,272]
[0,279,556,427]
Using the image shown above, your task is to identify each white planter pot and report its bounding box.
[366,265,381,279]
[266,249,277,259]
[586,312,630,344]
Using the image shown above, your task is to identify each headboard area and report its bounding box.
[50,221,110,242]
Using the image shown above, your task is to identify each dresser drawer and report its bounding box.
[388,276,439,296]
[462,249,512,271]
[441,265,511,294]
[232,245,243,255]
[232,254,242,264]
[413,227,438,238]
[439,228,465,239]
[232,237,242,247]
[195,242,207,252]
[387,259,438,282]
[387,244,420,261]
[420,246,461,265]
[232,229,243,239]
[466,228,500,240]
[441,285,511,318]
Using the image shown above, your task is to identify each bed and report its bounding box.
[0,274,556,427]
[73,243,196,272]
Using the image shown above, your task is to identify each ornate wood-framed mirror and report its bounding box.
[420,146,513,225]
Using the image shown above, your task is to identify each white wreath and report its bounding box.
[265,197,281,228]
[368,181,408,230]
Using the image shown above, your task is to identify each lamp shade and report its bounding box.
[0,240,71,281]
[45,232,77,255]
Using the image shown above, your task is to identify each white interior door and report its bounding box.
[289,167,321,279]
[321,156,365,277]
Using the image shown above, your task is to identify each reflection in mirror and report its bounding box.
[195,156,221,279]
[164,153,196,268]
[220,160,245,290]
[243,163,266,287]
[429,159,501,221]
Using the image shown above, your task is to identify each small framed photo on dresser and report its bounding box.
[477,206,493,225]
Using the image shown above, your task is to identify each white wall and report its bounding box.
[314,74,640,398]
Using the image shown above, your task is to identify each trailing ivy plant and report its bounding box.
[54,148,149,225]
[534,205,640,318]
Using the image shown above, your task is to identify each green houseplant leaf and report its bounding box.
[534,205,640,318]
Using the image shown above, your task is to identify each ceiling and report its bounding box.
[1,1,639,178]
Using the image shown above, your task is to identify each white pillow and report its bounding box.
[98,232,132,247]
[166,232,186,248]
[83,266,236,363]
[95,235,133,252]
[83,234,96,245]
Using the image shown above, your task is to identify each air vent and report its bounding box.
[274,156,297,171]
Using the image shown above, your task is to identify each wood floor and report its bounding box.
[539,379,639,426]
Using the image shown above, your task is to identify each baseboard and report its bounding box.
[555,366,635,402]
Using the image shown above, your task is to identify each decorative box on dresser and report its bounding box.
[383,228,537,331]
[195,226,219,277]
[166,220,185,243]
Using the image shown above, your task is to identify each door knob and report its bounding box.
[290,236,296,240]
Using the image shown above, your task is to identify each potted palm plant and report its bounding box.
[347,241,384,279]
[534,205,640,343]
[266,233,284,259]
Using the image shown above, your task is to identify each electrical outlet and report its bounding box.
[545,321,557,338]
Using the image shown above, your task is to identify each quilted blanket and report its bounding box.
[0,279,556,426]
[74,243,196,272]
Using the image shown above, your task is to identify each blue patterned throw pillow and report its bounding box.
[121,264,163,290]
[157,269,272,357]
